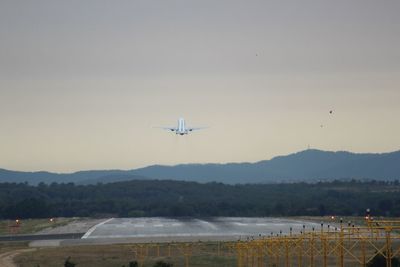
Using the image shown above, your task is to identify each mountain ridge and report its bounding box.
[1,149,399,184]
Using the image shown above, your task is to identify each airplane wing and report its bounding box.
[187,127,207,132]
[155,127,177,132]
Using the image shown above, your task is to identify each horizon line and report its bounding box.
[1,147,399,174]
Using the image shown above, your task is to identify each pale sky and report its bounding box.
[0,0,399,172]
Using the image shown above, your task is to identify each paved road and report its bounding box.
[0,233,84,242]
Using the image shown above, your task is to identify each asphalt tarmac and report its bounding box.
[0,233,84,242]
[83,217,322,240]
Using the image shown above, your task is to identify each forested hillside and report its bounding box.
[0,180,399,219]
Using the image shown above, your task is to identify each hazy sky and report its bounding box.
[0,0,399,172]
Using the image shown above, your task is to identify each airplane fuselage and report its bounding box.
[176,118,189,135]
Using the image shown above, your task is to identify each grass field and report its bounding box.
[14,243,237,267]
[0,218,74,235]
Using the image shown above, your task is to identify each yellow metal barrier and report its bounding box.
[125,218,400,267]
[234,218,400,267]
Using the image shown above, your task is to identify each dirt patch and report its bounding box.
[0,249,36,267]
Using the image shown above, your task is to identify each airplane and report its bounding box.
[159,118,205,135]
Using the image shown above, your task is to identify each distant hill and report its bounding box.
[0,149,399,184]
[131,149,400,183]
[0,169,149,185]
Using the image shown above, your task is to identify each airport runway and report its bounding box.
[0,217,328,247]
[83,217,322,240]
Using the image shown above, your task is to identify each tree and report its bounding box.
[64,257,76,267]
[318,204,326,216]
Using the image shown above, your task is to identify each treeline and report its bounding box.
[0,179,400,219]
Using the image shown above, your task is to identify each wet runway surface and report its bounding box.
[84,217,322,239]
